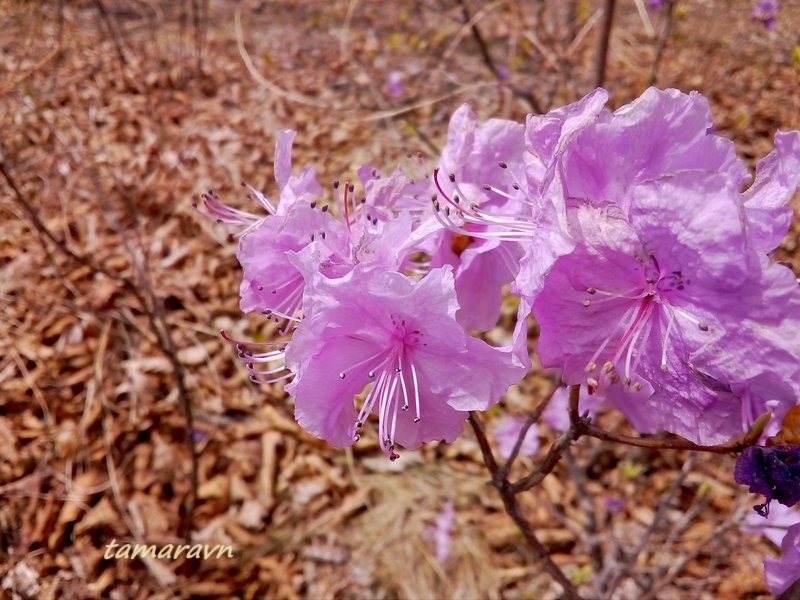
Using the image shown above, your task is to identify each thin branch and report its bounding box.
[593,0,616,88]
[648,0,676,86]
[499,383,558,478]
[93,0,127,69]
[468,412,582,599]
[602,456,694,596]
[1,154,198,543]
[564,447,604,573]
[509,422,584,494]
[468,412,499,476]
[455,0,544,113]
[110,180,199,545]
[583,423,752,455]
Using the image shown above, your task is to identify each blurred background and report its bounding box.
[1,0,799,598]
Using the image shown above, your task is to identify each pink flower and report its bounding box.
[741,131,800,255]
[386,70,405,98]
[432,501,455,563]
[743,502,799,547]
[492,415,540,459]
[284,266,523,457]
[425,104,530,330]
[765,523,800,595]
[237,202,348,318]
[528,88,800,445]
[196,130,323,235]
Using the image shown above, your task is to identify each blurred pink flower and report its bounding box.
[386,70,405,98]
[493,415,539,459]
[433,501,455,563]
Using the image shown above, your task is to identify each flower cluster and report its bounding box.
[202,86,800,591]
[202,87,800,457]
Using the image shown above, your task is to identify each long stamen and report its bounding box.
[242,182,278,215]
[585,303,638,371]
[381,374,400,451]
[398,355,410,411]
[250,371,294,385]
[357,365,390,426]
[622,304,651,382]
[411,360,421,423]
[609,296,653,365]
[660,309,676,371]
[338,348,391,380]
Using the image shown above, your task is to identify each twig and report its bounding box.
[499,383,558,478]
[468,413,582,599]
[509,423,584,494]
[602,456,694,596]
[455,0,544,113]
[109,178,199,545]
[648,0,676,86]
[1,159,104,278]
[593,0,616,88]
[93,0,127,69]
[509,384,587,494]
[564,447,604,573]
[583,423,751,454]
[1,154,198,543]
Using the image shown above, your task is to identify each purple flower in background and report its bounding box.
[542,385,605,432]
[493,415,540,459]
[752,0,779,29]
[734,446,800,514]
[605,496,627,515]
[386,70,405,98]
[284,266,523,457]
[648,0,666,8]
[765,523,800,595]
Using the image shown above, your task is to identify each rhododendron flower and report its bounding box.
[743,502,799,546]
[529,88,800,444]
[237,202,347,317]
[741,130,800,255]
[734,446,800,514]
[765,523,800,595]
[492,415,540,459]
[284,266,523,457]
[196,130,323,235]
[424,103,529,330]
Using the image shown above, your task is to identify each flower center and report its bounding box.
[579,252,707,391]
[336,315,426,460]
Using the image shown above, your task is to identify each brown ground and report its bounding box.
[1,1,799,599]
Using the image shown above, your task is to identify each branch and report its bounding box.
[648,0,676,86]
[593,0,616,88]
[1,154,198,543]
[583,423,752,455]
[499,383,557,478]
[455,0,544,113]
[469,412,582,599]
